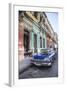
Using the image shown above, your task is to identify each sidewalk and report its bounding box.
[19,56,32,74]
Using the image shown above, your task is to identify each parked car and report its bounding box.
[31,48,56,66]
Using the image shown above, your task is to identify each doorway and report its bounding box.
[24,30,29,52]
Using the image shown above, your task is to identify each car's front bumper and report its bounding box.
[31,60,52,66]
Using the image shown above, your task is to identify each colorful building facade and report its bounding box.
[18,11,58,61]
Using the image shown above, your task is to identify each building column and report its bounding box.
[18,22,24,62]
[37,32,40,53]
[30,31,34,52]
[42,32,46,48]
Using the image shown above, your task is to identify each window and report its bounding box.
[43,38,45,48]
[40,37,42,48]
[24,30,29,52]
[43,18,45,24]
[34,34,37,49]
[40,15,43,22]
[34,12,38,19]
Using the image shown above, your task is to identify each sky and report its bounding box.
[46,12,58,35]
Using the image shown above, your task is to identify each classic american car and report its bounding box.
[31,48,56,66]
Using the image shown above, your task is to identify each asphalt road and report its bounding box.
[19,53,58,79]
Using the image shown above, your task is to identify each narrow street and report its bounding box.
[18,11,58,79]
[19,53,58,79]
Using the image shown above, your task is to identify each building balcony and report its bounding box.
[26,12,39,23]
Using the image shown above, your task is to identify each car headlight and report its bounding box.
[44,58,50,61]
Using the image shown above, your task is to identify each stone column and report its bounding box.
[30,31,34,53]
[37,32,40,53]
[18,22,24,62]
